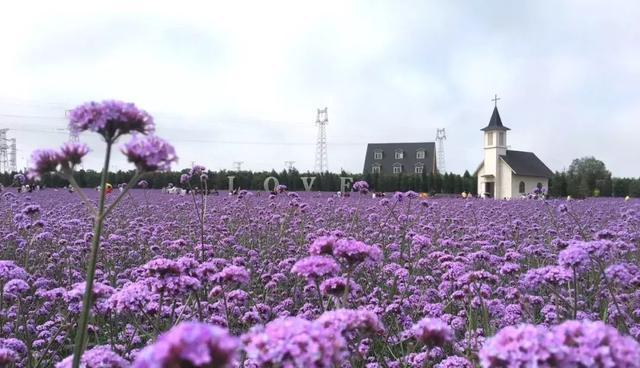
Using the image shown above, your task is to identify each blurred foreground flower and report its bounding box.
[69,100,154,140]
[480,320,640,367]
[122,135,177,172]
[57,346,128,368]
[133,322,237,368]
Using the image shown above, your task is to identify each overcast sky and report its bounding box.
[1,1,638,177]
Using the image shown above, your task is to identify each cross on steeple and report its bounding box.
[491,94,501,107]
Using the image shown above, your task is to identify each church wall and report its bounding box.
[483,149,497,177]
[497,160,513,199]
[476,165,485,195]
[510,176,549,198]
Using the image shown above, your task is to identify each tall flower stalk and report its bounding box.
[26,100,177,368]
[72,139,112,364]
[181,165,209,261]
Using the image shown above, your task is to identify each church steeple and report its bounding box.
[481,106,510,131]
[482,94,510,131]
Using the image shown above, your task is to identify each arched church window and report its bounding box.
[519,181,525,193]
[537,182,543,189]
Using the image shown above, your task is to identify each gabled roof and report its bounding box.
[481,106,510,131]
[500,150,553,178]
[363,142,436,175]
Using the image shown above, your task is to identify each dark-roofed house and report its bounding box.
[363,142,437,175]
[475,104,553,199]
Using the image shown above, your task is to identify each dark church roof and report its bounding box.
[500,150,553,177]
[363,142,436,175]
[481,106,510,131]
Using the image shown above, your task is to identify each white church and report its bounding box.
[475,102,553,199]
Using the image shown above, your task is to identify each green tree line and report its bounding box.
[3,156,636,197]
[548,157,640,198]
[0,169,477,194]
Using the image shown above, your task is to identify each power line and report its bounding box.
[0,126,371,146]
[0,113,66,120]
[0,111,313,127]
[2,123,372,146]
[0,97,312,126]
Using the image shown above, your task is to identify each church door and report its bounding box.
[484,182,495,198]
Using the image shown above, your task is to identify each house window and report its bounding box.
[499,132,505,146]
[393,165,402,174]
[371,165,381,174]
[537,182,543,189]
[395,150,404,159]
[373,151,382,160]
[487,132,494,146]
[519,181,525,193]
[416,150,425,159]
[415,166,424,174]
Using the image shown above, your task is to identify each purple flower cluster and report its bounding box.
[133,322,237,367]
[28,143,90,179]
[1,185,638,366]
[121,135,177,172]
[57,345,128,368]
[309,235,337,255]
[69,100,154,139]
[319,276,354,296]
[316,308,385,335]
[291,256,340,280]
[59,142,91,166]
[352,180,369,194]
[520,265,573,290]
[211,265,250,286]
[180,164,208,184]
[408,317,453,347]
[480,320,640,367]
[242,316,346,367]
[558,241,591,270]
[13,173,26,185]
[333,239,382,265]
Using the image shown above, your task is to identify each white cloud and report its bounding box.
[0,0,638,176]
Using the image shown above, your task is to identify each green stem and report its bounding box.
[19,299,33,368]
[315,280,325,313]
[223,290,232,330]
[65,173,98,217]
[0,287,4,329]
[102,171,141,220]
[201,179,207,259]
[33,325,65,368]
[71,141,112,368]
[342,268,352,307]
[573,267,578,319]
[596,260,627,332]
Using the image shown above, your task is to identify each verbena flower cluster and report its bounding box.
[121,135,177,172]
[29,100,176,181]
[1,178,639,366]
[69,100,154,139]
[28,143,90,179]
[480,320,640,367]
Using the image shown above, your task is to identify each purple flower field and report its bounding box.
[1,189,639,367]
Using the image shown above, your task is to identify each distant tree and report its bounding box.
[461,170,473,193]
[630,179,640,197]
[549,172,569,197]
[567,157,611,197]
